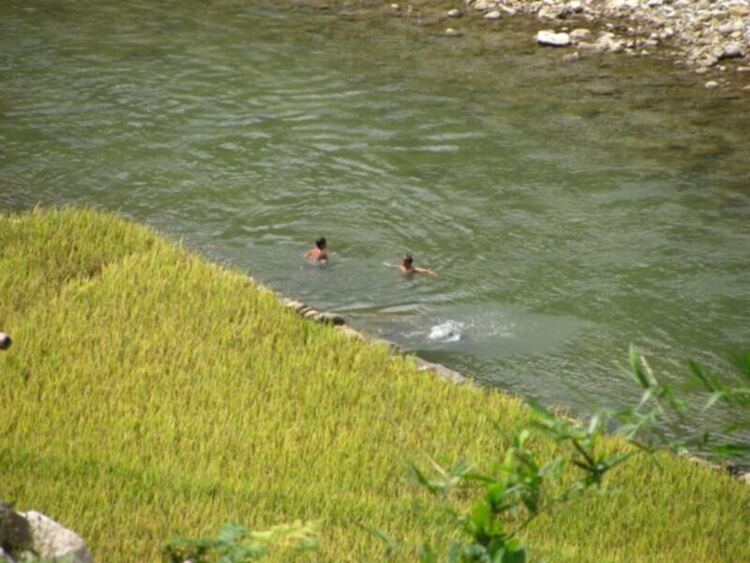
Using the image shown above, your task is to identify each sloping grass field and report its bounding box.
[1,208,748,562]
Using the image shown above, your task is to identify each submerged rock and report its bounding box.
[536,30,572,47]
[704,80,719,89]
[445,27,462,37]
[484,10,502,21]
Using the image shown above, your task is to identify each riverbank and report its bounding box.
[369,0,750,91]
[1,207,749,561]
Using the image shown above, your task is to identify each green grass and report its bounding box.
[1,207,748,562]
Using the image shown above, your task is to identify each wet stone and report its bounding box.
[536,30,572,47]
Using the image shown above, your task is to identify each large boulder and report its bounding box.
[19,511,93,563]
[0,503,32,557]
[536,30,572,47]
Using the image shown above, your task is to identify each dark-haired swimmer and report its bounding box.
[305,237,328,263]
[399,255,436,276]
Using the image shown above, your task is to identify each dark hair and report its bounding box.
[403,255,413,265]
[316,237,327,249]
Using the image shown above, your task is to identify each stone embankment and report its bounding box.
[280,297,470,384]
[436,0,750,90]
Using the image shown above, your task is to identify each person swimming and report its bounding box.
[305,237,328,263]
[399,254,436,276]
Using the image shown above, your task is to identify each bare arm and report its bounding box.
[414,267,437,276]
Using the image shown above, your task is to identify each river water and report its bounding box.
[2,0,749,431]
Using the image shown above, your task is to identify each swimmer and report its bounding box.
[399,255,436,276]
[305,237,328,263]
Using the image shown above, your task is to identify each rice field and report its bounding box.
[1,208,748,562]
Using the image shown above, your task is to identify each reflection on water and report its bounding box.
[1,0,749,435]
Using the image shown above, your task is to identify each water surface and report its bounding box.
[2,0,749,434]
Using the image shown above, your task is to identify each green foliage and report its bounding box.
[622,345,750,462]
[162,521,318,562]
[398,346,750,561]
[405,406,631,562]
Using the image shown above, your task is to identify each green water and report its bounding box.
[2,0,749,430]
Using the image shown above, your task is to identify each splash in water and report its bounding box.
[428,320,463,343]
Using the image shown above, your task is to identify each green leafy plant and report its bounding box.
[406,406,632,562]
[620,346,750,463]
[383,346,750,561]
[162,520,318,562]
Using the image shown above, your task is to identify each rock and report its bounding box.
[562,51,580,62]
[303,309,319,319]
[744,85,750,91]
[568,1,583,13]
[718,21,742,35]
[538,5,566,20]
[498,5,516,16]
[661,27,675,39]
[390,3,400,11]
[444,27,462,37]
[721,42,744,59]
[570,28,592,42]
[484,10,501,20]
[536,30,572,47]
[315,312,346,326]
[0,502,32,555]
[472,0,492,11]
[695,66,709,74]
[0,333,10,350]
[20,511,93,563]
[737,66,750,74]
[704,80,719,89]
[446,8,461,18]
[728,6,750,17]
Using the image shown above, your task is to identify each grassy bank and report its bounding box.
[1,208,748,562]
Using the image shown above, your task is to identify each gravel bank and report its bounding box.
[421,0,750,90]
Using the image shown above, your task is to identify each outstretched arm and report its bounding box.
[414,267,437,276]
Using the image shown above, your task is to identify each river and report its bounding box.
[2,0,749,435]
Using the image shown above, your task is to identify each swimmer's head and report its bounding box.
[402,255,413,267]
[316,237,327,249]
